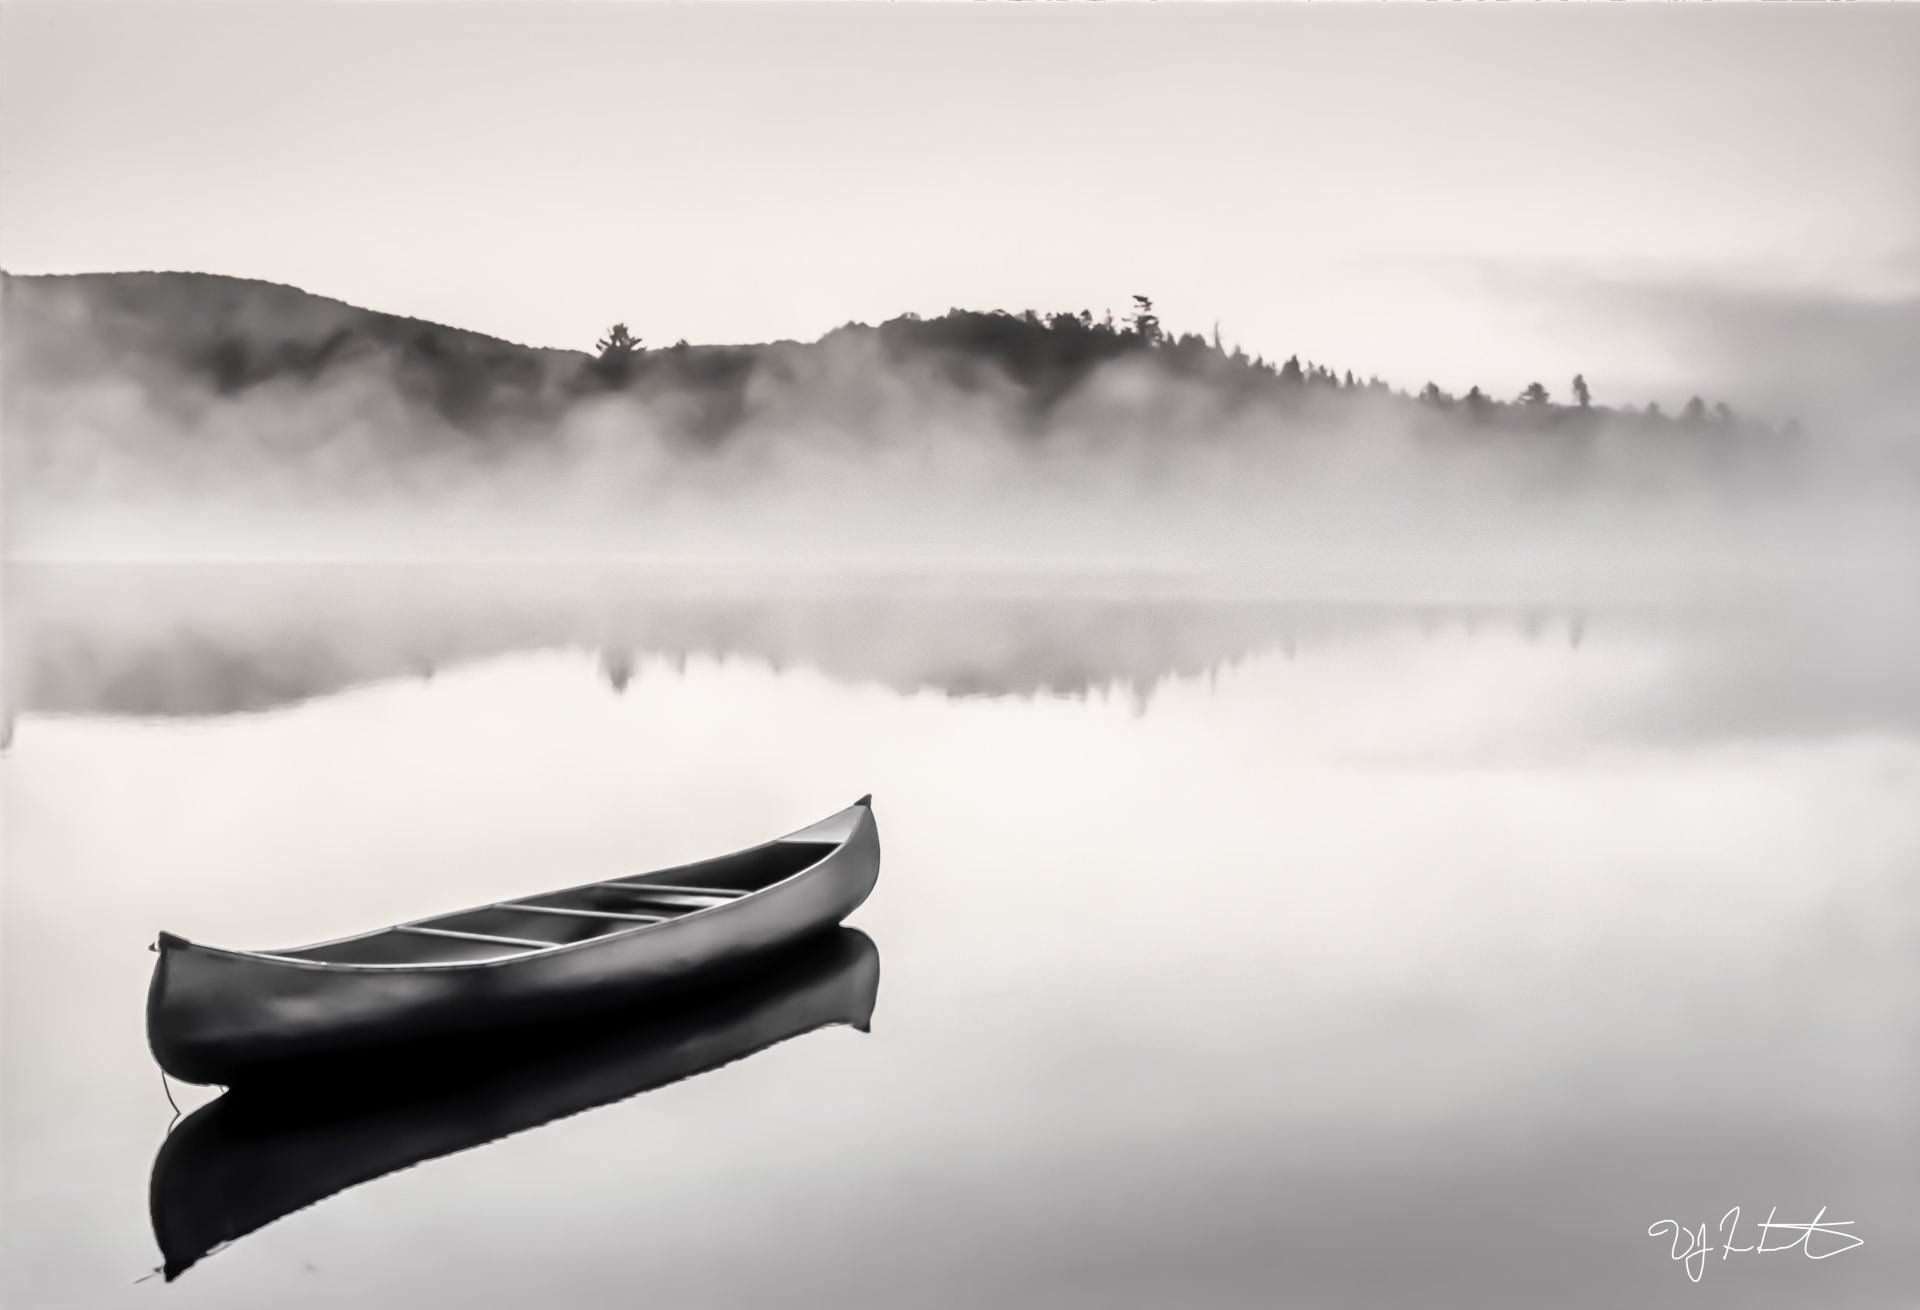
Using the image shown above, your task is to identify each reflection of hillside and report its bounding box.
[7,565,1585,723]
[6,564,1915,743]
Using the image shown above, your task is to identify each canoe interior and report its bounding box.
[270,840,838,966]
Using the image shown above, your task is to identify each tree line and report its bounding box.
[590,293,1771,436]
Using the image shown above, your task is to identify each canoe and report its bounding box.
[148,796,879,1085]
[151,928,879,1280]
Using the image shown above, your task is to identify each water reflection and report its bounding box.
[4,575,1914,1307]
[11,564,1919,746]
[149,929,880,1281]
[6,563,1594,720]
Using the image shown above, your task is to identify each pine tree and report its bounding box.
[596,323,642,358]
[1129,295,1162,346]
[592,323,644,386]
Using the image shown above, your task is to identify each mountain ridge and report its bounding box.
[4,268,1770,448]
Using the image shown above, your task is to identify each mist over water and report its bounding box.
[6,273,1914,600]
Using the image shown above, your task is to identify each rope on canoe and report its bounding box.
[160,1067,182,1132]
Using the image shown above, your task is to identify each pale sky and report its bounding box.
[3,2,1916,404]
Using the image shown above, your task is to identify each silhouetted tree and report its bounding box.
[1571,374,1591,408]
[1419,381,1450,406]
[1279,354,1304,385]
[1682,395,1707,423]
[1129,295,1162,347]
[1518,381,1550,406]
[596,323,641,357]
[593,322,644,386]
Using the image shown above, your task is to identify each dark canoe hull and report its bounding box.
[151,928,880,1280]
[148,800,880,1085]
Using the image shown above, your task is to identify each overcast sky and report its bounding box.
[3,3,1916,406]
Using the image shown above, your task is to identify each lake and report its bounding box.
[3,566,1916,1308]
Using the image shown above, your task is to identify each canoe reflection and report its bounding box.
[150,928,880,1280]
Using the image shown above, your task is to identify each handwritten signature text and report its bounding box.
[1647,1207,1863,1283]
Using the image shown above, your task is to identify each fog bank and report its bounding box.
[4,272,1914,598]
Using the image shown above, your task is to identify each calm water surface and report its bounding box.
[4,570,1916,1308]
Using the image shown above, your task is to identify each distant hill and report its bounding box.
[4,270,1813,565]
[3,269,1775,454]
[3,271,586,437]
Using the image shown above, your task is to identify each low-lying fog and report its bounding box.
[5,273,1915,751]
[5,275,1914,597]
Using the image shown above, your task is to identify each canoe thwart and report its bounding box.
[603,882,747,899]
[493,903,669,923]
[395,926,553,951]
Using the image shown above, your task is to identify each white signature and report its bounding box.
[1647,1207,1863,1283]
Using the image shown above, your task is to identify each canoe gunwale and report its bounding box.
[157,797,870,976]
